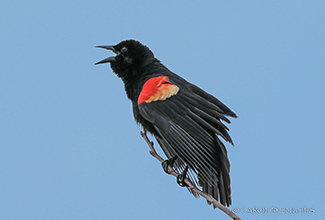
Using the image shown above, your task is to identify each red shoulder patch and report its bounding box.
[138,76,179,104]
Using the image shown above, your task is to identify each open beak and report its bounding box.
[94,45,117,65]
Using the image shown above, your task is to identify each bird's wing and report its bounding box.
[137,76,236,206]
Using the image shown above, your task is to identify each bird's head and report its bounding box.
[95,40,155,79]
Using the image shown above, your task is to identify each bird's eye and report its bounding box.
[121,47,128,53]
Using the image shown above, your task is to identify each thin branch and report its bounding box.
[140,130,242,220]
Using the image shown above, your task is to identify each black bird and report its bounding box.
[95,40,237,206]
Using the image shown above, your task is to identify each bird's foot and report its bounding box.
[161,155,178,173]
[177,166,189,187]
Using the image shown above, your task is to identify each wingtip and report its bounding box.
[228,112,238,119]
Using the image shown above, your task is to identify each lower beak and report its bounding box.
[94,56,116,65]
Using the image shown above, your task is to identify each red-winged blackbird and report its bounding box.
[95,40,237,206]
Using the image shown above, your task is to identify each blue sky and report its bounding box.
[1,1,324,219]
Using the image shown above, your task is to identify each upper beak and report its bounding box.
[94,45,117,65]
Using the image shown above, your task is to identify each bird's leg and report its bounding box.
[161,155,178,173]
[177,165,189,187]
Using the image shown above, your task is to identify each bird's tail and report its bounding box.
[198,166,231,207]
